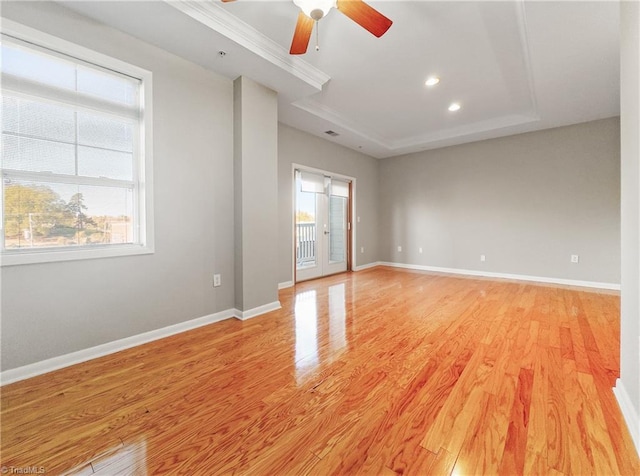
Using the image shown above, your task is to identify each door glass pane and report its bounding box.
[329,194,347,263]
[296,172,319,270]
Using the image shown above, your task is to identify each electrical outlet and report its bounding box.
[397,246,402,252]
[360,246,364,253]
[357,216,361,223]
[480,254,486,262]
[213,274,221,287]
[419,247,423,254]
[571,255,579,263]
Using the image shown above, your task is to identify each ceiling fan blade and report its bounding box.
[290,11,314,55]
[336,0,392,38]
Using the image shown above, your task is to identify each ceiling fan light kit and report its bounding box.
[294,0,337,21]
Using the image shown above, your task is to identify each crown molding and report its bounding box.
[165,0,330,92]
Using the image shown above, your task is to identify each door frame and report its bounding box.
[291,163,357,284]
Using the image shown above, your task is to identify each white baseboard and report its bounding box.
[0,308,236,386]
[234,300,281,321]
[1,298,285,386]
[377,261,621,291]
[353,261,382,272]
[278,281,294,290]
[613,378,640,457]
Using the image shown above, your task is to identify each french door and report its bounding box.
[295,169,351,282]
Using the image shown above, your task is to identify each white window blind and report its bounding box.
[299,170,325,194]
[330,179,350,198]
[1,31,149,260]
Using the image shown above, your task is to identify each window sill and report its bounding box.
[1,244,154,267]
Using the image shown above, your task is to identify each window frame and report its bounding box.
[0,19,154,266]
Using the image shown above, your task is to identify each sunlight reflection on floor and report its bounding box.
[294,289,319,381]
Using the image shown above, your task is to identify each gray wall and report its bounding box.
[233,77,279,311]
[1,2,235,370]
[620,0,640,447]
[278,124,379,284]
[379,118,621,284]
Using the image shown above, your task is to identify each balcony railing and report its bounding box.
[296,222,316,266]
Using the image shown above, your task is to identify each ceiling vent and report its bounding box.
[324,130,339,137]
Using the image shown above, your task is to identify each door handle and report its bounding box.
[324,231,330,235]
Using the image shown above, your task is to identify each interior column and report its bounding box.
[233,76,280,316]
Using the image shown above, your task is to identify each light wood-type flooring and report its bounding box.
[1,267,639,475]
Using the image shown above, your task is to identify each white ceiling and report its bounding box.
[60,0,620,158]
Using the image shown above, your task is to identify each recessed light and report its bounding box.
[425,76,440,87]
[448,102,461,112]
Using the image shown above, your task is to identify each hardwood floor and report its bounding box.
[1,267,639,475]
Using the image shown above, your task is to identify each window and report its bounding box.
[0,21,153,266]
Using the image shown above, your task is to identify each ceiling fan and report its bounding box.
[221,0,393,55]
